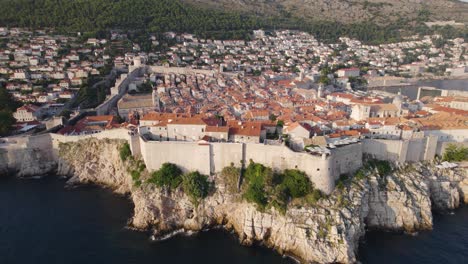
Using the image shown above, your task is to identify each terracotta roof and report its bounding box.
[205,126,229,133]
[58,115,118,135]
[17,104,40,113]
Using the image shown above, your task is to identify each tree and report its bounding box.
[0,86,21,111]
[319,75,331,85]
[182,171,210,205]
[269,114,277,122]
[242,161,273,209]
[0,86,20,136]
[0,110,15,136]
[149,163,183,189]
[59,110,72,119]
[280,169,311,198]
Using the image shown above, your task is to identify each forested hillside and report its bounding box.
[0,0,466,43]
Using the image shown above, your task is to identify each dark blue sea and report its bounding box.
[1,176,467,264]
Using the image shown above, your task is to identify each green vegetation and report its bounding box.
[220,164,241,193]
[148,162,183,189]
[72,81,109,109]
[366,159,392,175]
[354,168,367,181]
[128,159,146,187]
[443,144,468,162]
[182,171,211,205]
[280,169,312,198]
[59,109,72,119]
[119,142,132,161]
[131,170,142,187]
[0,0,466,44]
[0,110,16,136]
[0,85,21,136]
[305,189,325,205]
[242,161,274,210]
[241,161,322,213]
[136,80,153,94]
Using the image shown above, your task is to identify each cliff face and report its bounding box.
[20,138,468,263]
[366,169,433,231]
[57,139,132,194]
[0,147,56,178]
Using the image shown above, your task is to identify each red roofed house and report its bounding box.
[283,122,313,139]
[245,109,270,121]
[13,104,43,122]
[336,68,360,78]
[58,115,119,135]
[138,112,223,142]
[227,121,266,143]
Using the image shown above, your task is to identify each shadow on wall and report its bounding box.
[363,139,401,162]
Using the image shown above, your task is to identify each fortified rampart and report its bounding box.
[244,143,336,194]
[2,129,466,194]
[362,136,439,163]
[149,65,215,76]
[95,67,144,115]
[0,129,137,175]
[137,137,362,194]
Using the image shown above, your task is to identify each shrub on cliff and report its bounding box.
[305,189,325,205]
[280,169,312,198]
[443,144,468,162]
[242,162,318,211]
[367,159,392,175]
[182,171,210,205]
[131,170,142,187]
[242,161,273,210]
[149,163,183,189]
[119,143,131,161]
[220,164,241,193]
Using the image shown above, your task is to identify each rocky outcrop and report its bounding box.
[14,138,468,263]
[128,180,370,263]
[0,147,56,178]
[366,169,433,232]
[57,139,132,194]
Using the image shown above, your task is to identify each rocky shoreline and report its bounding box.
[4,138,468,263]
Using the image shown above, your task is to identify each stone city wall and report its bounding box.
[149,65,215,76]
[138,138,342,194]
[362,136,443,163]
[330,143,363,180]
[96,67,143,116]
[244,143,335,194]
[140,137,211,175]
[8,129,466,193]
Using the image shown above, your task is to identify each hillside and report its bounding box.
[0,0,466,43]
[184,0,468,24]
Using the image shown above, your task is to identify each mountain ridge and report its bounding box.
[183,0,468,24]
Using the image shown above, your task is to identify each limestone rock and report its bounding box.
[35,139,468,263]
